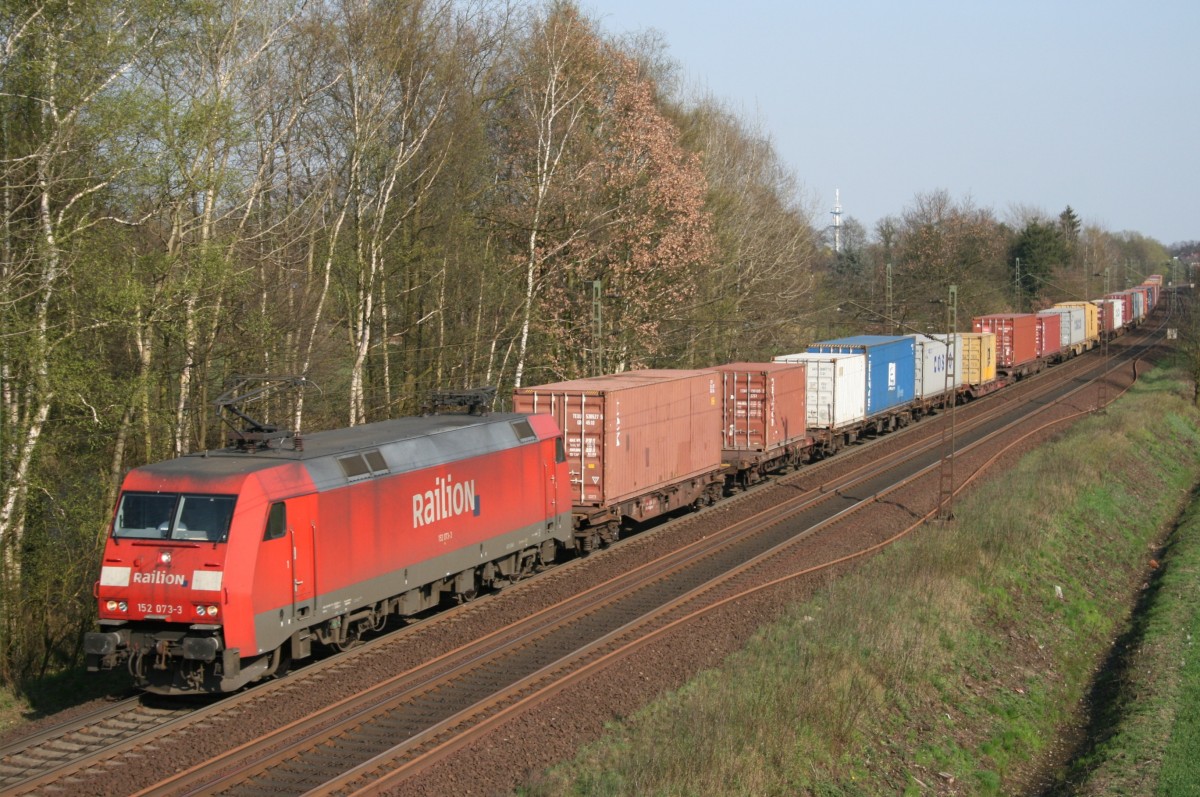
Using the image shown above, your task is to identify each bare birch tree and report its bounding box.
[496,2,608,388]
[0,0,170,679]
[316,0,452,425]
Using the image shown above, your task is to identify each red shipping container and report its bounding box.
[513,369,722,507]
[712,362,808,453]
[972,314,1037,368]
[1095,299,1119,333]
[1035,312,1062,358]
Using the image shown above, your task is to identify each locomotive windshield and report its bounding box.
[113,493,237,542]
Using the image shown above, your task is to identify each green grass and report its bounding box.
[522,362,1200,796]
[1157,526,1200,796]
[1054,488,1200,797]
[0,666,131,736]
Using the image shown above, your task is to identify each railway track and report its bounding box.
[0,696,192,792]
[3,321,1164,797]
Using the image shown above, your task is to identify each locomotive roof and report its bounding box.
[134,412,545,490]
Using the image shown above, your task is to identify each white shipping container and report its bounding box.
[912,334,963,399]
[1042,307,1086,352]
[772,352,866,430]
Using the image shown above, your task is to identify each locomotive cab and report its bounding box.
[84,457,300,694]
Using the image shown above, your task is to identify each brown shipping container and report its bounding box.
[513,370,722,507]
[1035,312,1062,358]
[972,314,1037,367]
[712,362,808,453]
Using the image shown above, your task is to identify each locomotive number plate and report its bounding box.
[138,603,184,616]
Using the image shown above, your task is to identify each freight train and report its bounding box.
[84,280,1163,694]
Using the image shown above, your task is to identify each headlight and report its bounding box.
[206,605,218,617]
[106,600,118,611]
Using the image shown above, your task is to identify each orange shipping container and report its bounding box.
[712,362,808,453]
[973,314,1037,368]
[513,370,722,507]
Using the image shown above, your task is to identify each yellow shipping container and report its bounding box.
[1052,301,1100,347]
[959,332,997,386]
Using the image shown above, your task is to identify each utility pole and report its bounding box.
[1014,257,1021,311]
[592,279,603,376]
[886,263,894,333]
[937,284,958,521]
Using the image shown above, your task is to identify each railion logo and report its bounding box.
[412,473,479,528]
[133,571,187,586]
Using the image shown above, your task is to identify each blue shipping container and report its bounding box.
[806,335,916,417]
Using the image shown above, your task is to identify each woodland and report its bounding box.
[0,0,1187,688]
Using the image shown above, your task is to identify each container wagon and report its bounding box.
[909,334,961,414]
[1035,312,1063,362]
[1040,306,1086,358]
[1095,298,1126,340]
[772,351,867,456]
[972,314,1040,378]
[934,332,1000,399]
[713,362,812,488]
[805,335,917,433]
[1052,301,1099,350]
[513,369,724,550]
[1104,292,1134,329]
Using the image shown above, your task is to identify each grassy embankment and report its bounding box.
[1062,474,1200,796]
[526,361,1200,796]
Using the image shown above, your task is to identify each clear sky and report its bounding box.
[584,0,1199,246]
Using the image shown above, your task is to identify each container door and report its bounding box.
[287,494,316,619]
[573,394,603,504]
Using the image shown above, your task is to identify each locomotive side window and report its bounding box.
[113,492,236,541]
[338,454,370,480]
[511,419,536,442]
[364,450,389,474]
[263,502,287,541]
[556,436,566,463]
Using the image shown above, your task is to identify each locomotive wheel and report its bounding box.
[335,625,365,652]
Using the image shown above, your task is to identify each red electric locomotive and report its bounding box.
[85,394,571,695]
